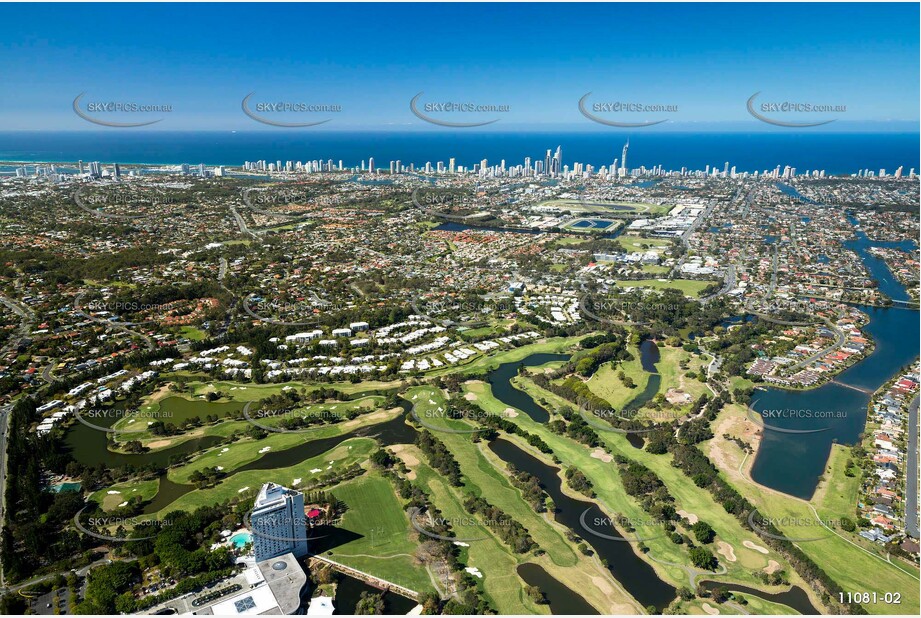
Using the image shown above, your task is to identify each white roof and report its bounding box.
[209,585,278,615]
[307,596,335,615]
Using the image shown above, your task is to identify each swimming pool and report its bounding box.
[229,531,252,548]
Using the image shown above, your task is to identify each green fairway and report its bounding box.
[407,384,639,614]
[429,336,582,377]
[167,408,401,483]
[586,344,653,411]
[156,437,377,516]
[706,404,921,615]
[91,478,160,511]
[466,377,819,614]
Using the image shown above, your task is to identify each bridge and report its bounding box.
[830,380,874,394]
[307,555,421,601]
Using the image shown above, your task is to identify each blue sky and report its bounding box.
[0,2,918,131]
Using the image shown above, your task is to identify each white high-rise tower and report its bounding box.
[251,482,308,562]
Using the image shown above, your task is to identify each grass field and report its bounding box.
[614,279,712,297]
[322,472,436,595]
[178,325,209,341]
[617,236,674,253]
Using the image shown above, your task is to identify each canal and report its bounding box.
[749,215,919,498]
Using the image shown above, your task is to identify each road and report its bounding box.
[700,264,736,304]
[0,294,35,357]
[0,558,116,595]
[229,204,257,240]
[40,362,56,384]
[73,292,155,351]
[783,315,846,373]
[906,394,919,539]
[692,187,751,304]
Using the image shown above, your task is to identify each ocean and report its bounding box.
[0,131,918,175]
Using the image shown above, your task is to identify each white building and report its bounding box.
[251,483,308,562]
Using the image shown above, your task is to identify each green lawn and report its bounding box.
[614,279,712,297]
[325,472,436,595]
[617,236,673,253]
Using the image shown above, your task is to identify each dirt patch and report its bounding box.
[764,559,781,574]
[665,388,692,405]
[709,404,762,481]
[701,602,720,615]
[145,383,173,404]
[677,509,699,524]
[716,540,737,562]
[590,448,613,463]
[743,540,769,554]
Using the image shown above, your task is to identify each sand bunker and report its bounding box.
[743,540,769,554]
[464,392,478,401]
[716,541,737,562]
[503,407,519,418]
[702,603,720,615]
[764,559,781,574]
[591,576,614,595]
[677,509,699,524]
[590,448,613,463]
[390,445,420,480]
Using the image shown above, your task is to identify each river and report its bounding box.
[488,437,676,612]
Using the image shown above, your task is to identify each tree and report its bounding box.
[84,561,140,613]
[689,547,717,570]
[710,586,729,603]
[355,591,385,615]
[691,521,715,544]
[526,585,547,604]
